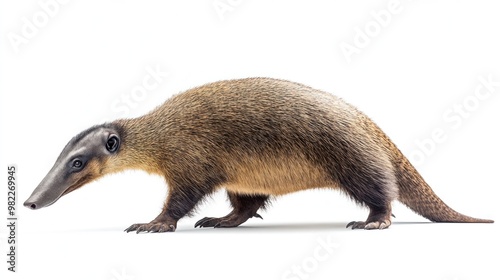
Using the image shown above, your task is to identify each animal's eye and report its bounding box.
[73,160,83,169]
[106,135,119,153]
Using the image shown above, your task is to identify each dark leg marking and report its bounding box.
[333,164,395,230]
[340,174,394,230]
[125,183,212,233]
[195,192,268,228]
[346,203,393,230]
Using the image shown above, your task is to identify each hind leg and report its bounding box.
[344,180,396,230]
[337,164,397,230]
[347,204,393,230]
[195,191,268,228]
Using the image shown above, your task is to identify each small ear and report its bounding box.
[106,135,120,152]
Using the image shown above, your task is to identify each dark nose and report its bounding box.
[23,200,37,210]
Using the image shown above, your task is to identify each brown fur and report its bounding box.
[88,77,494,232]
[28,77,490,232]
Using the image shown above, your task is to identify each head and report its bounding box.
[24,124,123,210]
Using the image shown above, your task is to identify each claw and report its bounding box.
[124,224,141,233]
[364,222,380,230]
[135,225,147,233]
[346,219,391,230]
[125,221,176,233]
[194,217,209,228]
[253,213,263,219]
[346,221,366,230]
[195,217,219,228]
[346,221,360,229]
[379,222,390,230]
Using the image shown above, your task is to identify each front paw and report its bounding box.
[125,222,176,233]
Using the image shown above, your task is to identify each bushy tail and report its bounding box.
[394,152,493,223]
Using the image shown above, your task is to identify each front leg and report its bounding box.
[125,183,212,233]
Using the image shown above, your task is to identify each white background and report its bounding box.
[1,1,499,279]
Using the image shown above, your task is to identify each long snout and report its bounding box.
[23,185,58,210]
[24,166,67,210]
